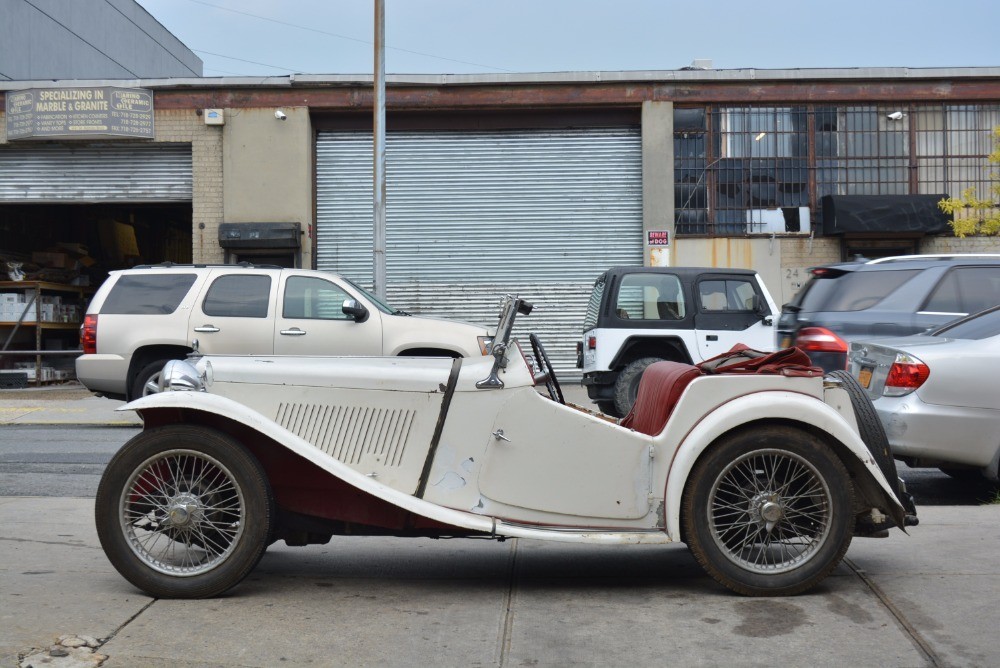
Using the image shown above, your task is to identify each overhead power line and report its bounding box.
[182,0,512,73]
[193,50,309,74]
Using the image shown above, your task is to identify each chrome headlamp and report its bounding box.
[157,359,206,392]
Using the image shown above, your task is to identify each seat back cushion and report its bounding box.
[620,361,703,436]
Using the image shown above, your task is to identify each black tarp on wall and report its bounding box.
[820,194,951,235]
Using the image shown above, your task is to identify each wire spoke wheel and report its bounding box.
[96,425,273,598]
[709,449,832,575]
[120,449,246,576]
[682,425,854,596]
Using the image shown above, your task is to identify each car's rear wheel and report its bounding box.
[938,466,983,481]
[682,425,854,596]
[596,400,617,415]
[95,425,273,598]
[131,358,174,400]
[613,356,664,417]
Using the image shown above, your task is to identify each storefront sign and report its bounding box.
[5,87,154,140]
[647,230,670,246]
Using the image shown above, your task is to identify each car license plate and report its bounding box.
[858,366,873,389]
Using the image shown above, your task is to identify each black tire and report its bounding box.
[130,358,175,401]
[938,466,983,481]
[596,400,617,415]
[827,370,899,486]
[613,356,664,417]
[682,425,855,596]
[95,425,274,599]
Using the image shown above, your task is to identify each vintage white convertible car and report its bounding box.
[95,296,916,599]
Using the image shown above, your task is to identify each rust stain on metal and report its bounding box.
[65,78,999,113]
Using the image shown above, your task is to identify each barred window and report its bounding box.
[673,103,999,238]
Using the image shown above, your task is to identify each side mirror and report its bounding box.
[342,299,369,323]
[752,295,774,325]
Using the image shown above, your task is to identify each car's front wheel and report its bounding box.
[682,425,854,596]
[95,425,274,598]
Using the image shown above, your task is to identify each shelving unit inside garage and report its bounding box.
[0,281,89,388]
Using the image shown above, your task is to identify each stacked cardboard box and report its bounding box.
[0,292,81,323]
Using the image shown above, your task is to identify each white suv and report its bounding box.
[578,267,778,416]
[77,263,492,400]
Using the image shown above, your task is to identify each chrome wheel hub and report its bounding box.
[709,449,833,574]
[119,449,246,577]
[760,500,783,524]
[166,494,202,528]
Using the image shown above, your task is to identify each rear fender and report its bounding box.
[660,391,905,540]
[608,335,692,369]
[120,392,494,534]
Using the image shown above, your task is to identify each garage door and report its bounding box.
[316,128,642,379]
[0,143,192,202]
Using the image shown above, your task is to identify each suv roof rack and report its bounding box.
[132,261,285,269]
[867,254,1000,265]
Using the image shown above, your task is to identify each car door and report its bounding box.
[477,389,653,522]
[693,275,774,358]
[188,270,279,354]
[915,266,1000,332]
[273,272,384,355]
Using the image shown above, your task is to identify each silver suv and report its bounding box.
[777,254,1000,372]
[77,263,492,400]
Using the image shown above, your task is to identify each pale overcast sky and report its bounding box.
[137,0,1000,77]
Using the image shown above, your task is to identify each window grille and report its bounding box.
[673,104,1000,237]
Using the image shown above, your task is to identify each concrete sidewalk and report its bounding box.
[1,498,997,667]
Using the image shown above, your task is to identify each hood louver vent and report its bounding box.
[276,403,415,467]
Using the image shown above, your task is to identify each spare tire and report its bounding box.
[827,370,899,486]
[828,370,918,525]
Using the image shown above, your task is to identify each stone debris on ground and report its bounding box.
[19,635,107,668]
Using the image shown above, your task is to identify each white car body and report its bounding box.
[95,297,912,599]
[77,265,491,399]
[128,352,898,540]
[581,318,776,373]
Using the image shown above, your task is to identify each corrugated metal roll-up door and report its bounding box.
[0,143,192,202]
[316,128,642,380]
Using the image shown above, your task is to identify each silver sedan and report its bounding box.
[848,305,1000,480]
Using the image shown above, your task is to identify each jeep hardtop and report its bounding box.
[578,266,778,416]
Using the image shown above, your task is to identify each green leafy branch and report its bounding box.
[938,127,1000,237]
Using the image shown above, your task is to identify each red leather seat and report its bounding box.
[620,361,702,436]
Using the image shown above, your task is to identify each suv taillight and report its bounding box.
[80,314,97,354]
[884,353,930,397]
[794,327,848,354]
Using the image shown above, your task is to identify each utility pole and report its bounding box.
[373,0,387,298]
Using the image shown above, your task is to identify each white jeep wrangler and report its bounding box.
[578,267,778,416]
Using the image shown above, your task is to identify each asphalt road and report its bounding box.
[0,424,997,505]
[0,425,136,497]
